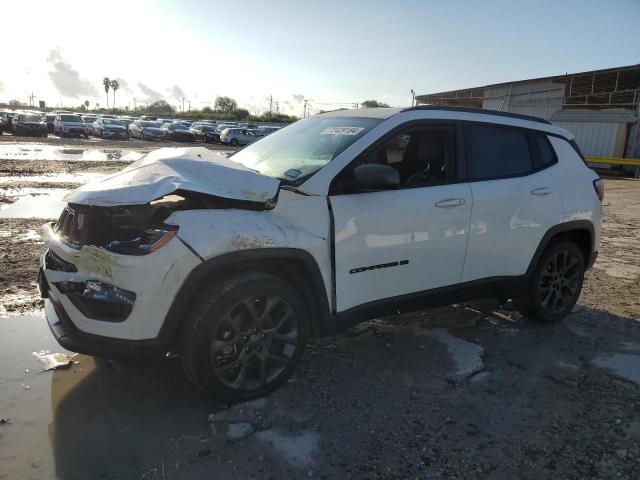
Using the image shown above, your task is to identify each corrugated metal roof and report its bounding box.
[417,63,640,99]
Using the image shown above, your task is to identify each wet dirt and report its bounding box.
[0,144,639,480]
[0,218,46,314]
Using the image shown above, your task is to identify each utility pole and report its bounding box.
[410,89,415,107]
[181,97,185,112]
[303,99,308,118]
[29,92,36,107]
[133,98,137,111]
[269,95,273,116]
[187,100,191,112]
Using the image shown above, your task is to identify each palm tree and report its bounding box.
[103,77,110,110]
[84,100,90,110]
[110,80,120,110]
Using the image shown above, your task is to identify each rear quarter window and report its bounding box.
[533,133,557,168]
[466,124,534,180]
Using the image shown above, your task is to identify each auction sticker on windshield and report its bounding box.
[320,127,365,136]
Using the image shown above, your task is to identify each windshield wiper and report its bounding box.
[279,183,309,195]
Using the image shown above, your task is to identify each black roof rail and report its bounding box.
[401,105,552,125]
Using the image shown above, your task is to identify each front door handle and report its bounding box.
[435,198,466,208]
[531,187,554,196]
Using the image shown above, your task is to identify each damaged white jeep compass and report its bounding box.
[39,107,603,402]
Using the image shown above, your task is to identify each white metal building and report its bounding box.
[416,64,640,162]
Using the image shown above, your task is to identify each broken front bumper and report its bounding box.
[39,222,201,356]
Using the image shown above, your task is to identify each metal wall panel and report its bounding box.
[553,121,623,157]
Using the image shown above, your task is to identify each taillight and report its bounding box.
[593,178,604,202]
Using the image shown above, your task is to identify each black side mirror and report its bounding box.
[354,164,400,190]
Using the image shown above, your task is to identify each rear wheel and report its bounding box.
[517,240,585,323]
[181,272,308,403]
[230,138,238,146]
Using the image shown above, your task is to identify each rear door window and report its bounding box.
[466,124,534,180]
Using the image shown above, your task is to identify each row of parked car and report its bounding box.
[0,110,282,146]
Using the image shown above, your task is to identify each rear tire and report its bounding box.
[517,240,585,323]
[230,138,238,146]
[181,272,308,403]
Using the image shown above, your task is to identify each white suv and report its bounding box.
[38,107,603,402]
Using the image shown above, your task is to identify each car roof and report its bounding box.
[317,106,570,138]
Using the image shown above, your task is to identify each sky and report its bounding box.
[1,0,639,116]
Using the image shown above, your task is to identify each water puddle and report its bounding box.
[0,145,144,162]
[0,188,68,219]
[0,172,106,185]
[593,353,640,384]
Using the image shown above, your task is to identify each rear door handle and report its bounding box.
[435,198,466,208]
[531,187,554,196]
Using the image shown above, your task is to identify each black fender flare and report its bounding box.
[525,220,596,277]
[156,248,332,347]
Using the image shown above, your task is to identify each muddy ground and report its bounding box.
[0,148,639,480]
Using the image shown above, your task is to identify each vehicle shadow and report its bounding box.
[47,303,640,479]
[48,356,222,479]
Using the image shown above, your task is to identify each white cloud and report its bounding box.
[168,85,187,100]
[47,48,99,99]
[137,82,164,101]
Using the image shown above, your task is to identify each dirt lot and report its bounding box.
[0,146,639,480]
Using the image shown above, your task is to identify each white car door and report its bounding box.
[329,124,472,313]
[460,123,563,282]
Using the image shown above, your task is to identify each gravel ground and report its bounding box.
[0,148,639,479]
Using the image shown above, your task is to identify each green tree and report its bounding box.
[103,77,111,109]
[360,100,389,108]
[146,100,175,114]
[232,108,250,120]
[110,79,120,109]
[214,96,237,113]
[8,99,23,107]
[202,106,213,114]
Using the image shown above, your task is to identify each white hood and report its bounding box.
[64,147,280,207]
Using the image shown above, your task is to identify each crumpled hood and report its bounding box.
[64,147,281,207]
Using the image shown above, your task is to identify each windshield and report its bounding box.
[20,115,42,122]
[60,115,81,122]
[230,116,382,182]
[103,119,124,126]
[83,117,96,122]
[170,124,188,130]
[140,121,161,127]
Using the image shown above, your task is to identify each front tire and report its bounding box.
[181,272,308,403]
[518,240,585,323]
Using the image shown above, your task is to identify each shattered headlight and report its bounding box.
[105,224,178,255]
